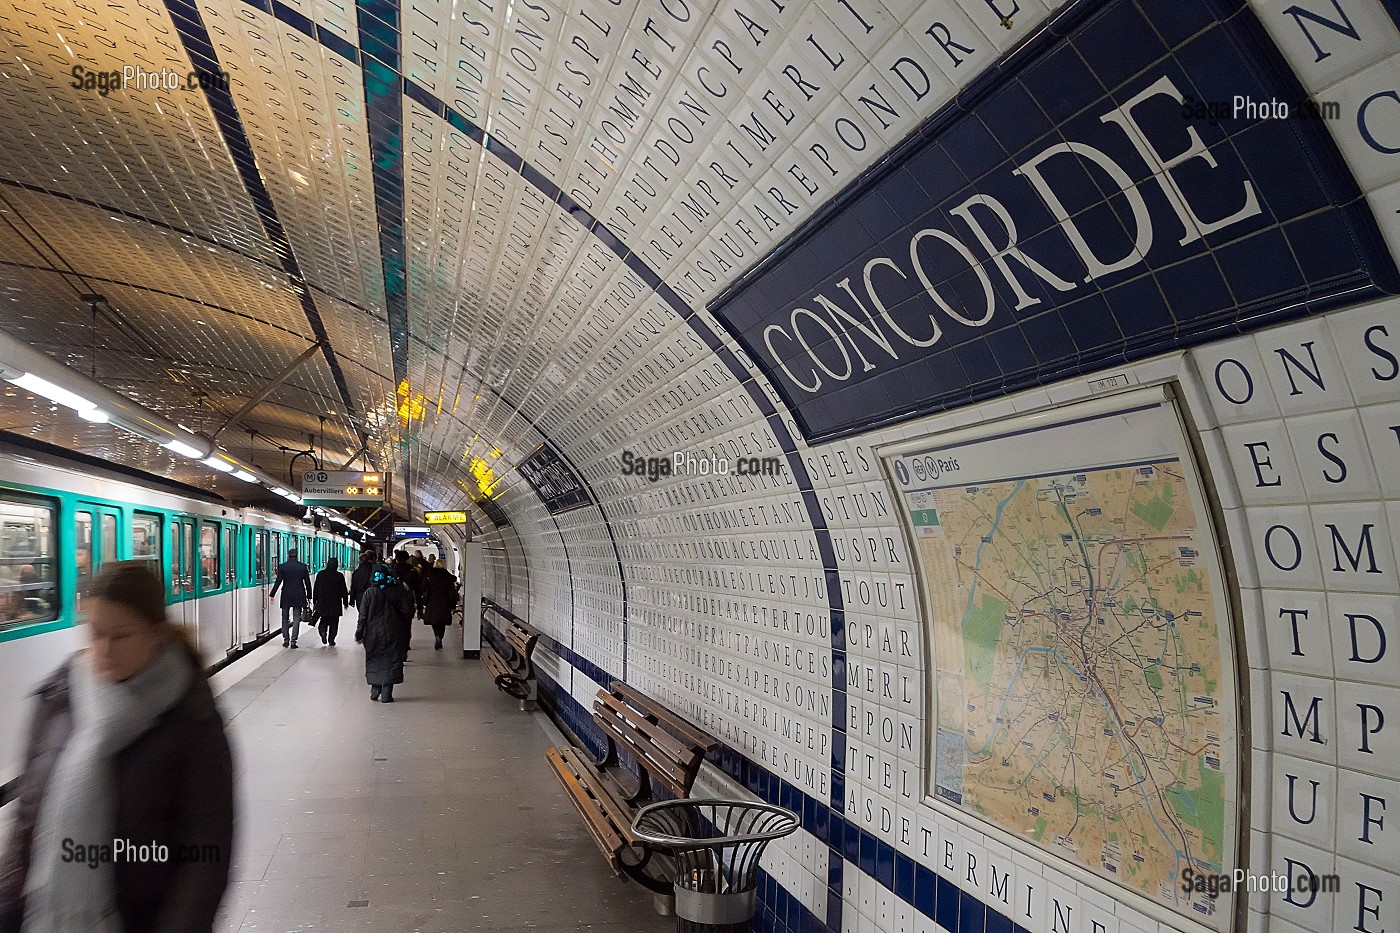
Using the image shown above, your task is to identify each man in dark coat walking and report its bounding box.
[355,564,414,702]
[269,548,312,648]
[312,557,350,646]
[421,559,459,650]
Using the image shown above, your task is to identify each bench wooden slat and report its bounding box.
[593,697,698,798]
[481,646,512,679]
[609,681,718,752]
[546,747,630,879]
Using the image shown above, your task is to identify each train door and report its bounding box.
[195,519,229,665]
[225,522,239,652]
[171,516,197,642]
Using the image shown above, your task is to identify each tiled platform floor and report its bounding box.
[214,614,670,932]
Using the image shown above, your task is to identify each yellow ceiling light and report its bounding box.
[468,455,499,498]
[395,379,426,425]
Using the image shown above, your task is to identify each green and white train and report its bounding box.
[0,438,360,775]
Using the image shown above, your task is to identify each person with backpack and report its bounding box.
[354,562,413,702]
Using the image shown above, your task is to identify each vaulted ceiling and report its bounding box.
[0,0,1048,519]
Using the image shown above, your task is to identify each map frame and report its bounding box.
[879,385,1244,933]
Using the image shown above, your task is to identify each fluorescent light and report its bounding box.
[79,408,109,423]
[269,486,291,496]
[8,372,99,414]
[232,469,257,483]
[165,439,204,459]
[203,456,234,473]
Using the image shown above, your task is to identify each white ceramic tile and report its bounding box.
[1255,318,1355,415]
[1191,337,1283,425]
[1325,296,1400,405]
[1367,177,1400,269]
[1310,501,1398,594]
[1262,587,1334,677]
[1250,0,1400,91]
[1288,409,1383,502]
[1222,419,1307,506]
[1329,591,1399,685]
[1250,505,1324,590]
[1336,680,1400,777]
[1336,765,1400,873]
[1268,835,1337,932]
[1358,400,1400,496]
[1323,55,1400,191]
[1332,855,1400,933]
[1271,671,1337,764]
[1271,753,1338,849]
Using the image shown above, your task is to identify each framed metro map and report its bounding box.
[883,387,1240,929]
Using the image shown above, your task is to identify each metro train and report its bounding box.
[0,436,361,688]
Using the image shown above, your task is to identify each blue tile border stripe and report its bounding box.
[355,3,410,389]
[159,0,374,463]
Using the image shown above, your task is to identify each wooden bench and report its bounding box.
[546,681,718,891]
[480,606,541,709]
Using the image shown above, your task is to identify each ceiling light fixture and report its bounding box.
[165,439,205,460]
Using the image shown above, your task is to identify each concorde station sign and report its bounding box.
[709,0,1399,443]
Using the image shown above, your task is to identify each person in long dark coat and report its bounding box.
[421,559,459,650]
[312,557,350,646]
[0,562,233,933]
[355,566,414,702]
[349,550,376,607]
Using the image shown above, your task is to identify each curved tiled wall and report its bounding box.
[478,3,1400,933]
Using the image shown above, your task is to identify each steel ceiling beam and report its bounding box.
[209,340,323,442]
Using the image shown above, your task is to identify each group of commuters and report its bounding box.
[268,547,459,698]
[0,545,463,930]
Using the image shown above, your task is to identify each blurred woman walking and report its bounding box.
[0,561,234,933]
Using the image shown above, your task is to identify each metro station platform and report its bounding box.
[209,616,669,933]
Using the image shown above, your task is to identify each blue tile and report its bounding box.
[986,907,1014,933]
[914,864,937,917]
[960,887,987,933]
[1145,0,1225,48]
[939,118,1007,184]
[875,840,895,890]
[1023,45,1103,125]
[1218,227,1304,307]
[858,830,877,877]
[935,877,959,931]
[1072,1,1165,91]
[978,81,1053,158]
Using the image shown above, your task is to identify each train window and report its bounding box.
[101,514,118,569]
[181,522,194,594]
[0,496,58,628]
[225,525,236,585]
[254,530,264,580]
[200,523,219,591]
[75,511,94,592]
[131,512,161,579]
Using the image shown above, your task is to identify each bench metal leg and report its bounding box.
[519,679,537,711]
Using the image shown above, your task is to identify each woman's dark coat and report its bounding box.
[357,583,414,685]
[0,649,235,933]
[312,564,349,621]
[421,567,459,627]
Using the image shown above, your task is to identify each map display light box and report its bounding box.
[881,385,1242,932]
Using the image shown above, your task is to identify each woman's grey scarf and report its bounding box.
[21,641,194,933]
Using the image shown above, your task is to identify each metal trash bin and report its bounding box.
[631,799,798,933]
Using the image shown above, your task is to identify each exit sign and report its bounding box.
[301,470,390,506]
